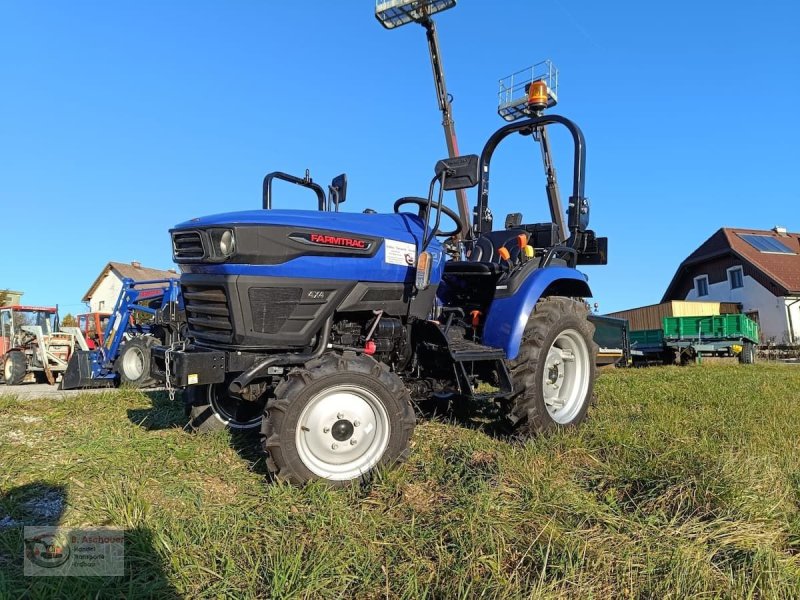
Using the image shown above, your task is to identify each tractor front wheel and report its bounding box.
[507,297,598,435]
[115,337,157,388]
[261,353,415,486]
[185,381,266,433]
[3,351,27,386]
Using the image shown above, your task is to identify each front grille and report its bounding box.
[183,284,232,343]
[249,288,301,334]
[361,287,403,302]
[173,231,205,259]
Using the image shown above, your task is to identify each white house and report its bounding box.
[662,227,800,344]
[82,262,179,313]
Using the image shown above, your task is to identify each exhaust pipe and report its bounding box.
[228,316,333,395]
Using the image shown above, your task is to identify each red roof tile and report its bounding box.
[723,228,800,293]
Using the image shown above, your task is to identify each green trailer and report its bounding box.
[629,314,759,365]
[662,314,759,344]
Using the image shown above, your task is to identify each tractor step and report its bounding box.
[447,337,506,362]
[439,327,513,399]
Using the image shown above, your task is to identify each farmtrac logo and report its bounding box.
[291,232,372,251]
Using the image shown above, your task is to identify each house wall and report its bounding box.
[683,271,789,343]
[787,297,800,344]
[3,291,23,306]
[668,255,787,300]
[88,273,123,313]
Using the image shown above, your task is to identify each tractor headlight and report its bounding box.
[209,228,236,259]
[219,230,235,256]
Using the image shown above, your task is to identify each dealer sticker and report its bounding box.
[187,374,199,385]
[24,526,125,577]
[384,239,417,267]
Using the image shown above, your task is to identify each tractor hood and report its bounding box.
[173,209,426,244]
[170,209,444,285]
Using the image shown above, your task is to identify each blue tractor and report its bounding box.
[155,104,607,485]
[61,278,184,389]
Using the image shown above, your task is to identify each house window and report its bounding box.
[729,267,743,289]
[695,276,709,297]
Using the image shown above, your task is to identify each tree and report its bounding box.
[61,313,77,328]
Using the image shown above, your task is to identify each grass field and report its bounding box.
[1,364,799,598]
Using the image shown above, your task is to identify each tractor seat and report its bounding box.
[442,261,504,277]
[469,228,528,263]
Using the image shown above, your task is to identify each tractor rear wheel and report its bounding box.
[115,336,157,388]
[3,351,27,386]
[261,353,415,486]
[507,297,598,436]
[185,380,267,433]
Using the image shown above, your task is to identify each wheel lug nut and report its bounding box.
[331,443,338,450]
[350,439,357,445]
[323,427,330,433]
[353,420,360,427]
[337,412,344,419]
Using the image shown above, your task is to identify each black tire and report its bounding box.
[3,351,27,386]
[261,352,416,486]
[185,381,267,433]
[739,341,756,365]
[33,371,51,385]
[507,297,598,436]
[115,336,157,388]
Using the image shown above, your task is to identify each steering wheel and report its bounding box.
[393,196,464,238]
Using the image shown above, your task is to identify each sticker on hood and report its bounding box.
[384,239,417,267]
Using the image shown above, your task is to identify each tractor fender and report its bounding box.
[482,267,592,360]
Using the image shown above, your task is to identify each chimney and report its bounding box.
[131,261,141,268]
[773,226,788,236]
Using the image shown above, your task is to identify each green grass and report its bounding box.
[1,364,800,598]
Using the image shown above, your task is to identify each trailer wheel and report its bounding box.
[3,351,27,386]
[507,297,598,435]
[115,336,157,388]
[186,382,266,433]
[739,342,756,365]
[261,353,415,486]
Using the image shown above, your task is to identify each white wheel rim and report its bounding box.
[122,347,145,380]
[542,329,591,424]
[295,383,390,481]
[4,360,11,380]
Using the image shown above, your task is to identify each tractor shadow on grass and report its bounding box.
[126,390,187,431]
[228,431,276,480]
[0,482,180,598]
[415,395,514,440]
[126,390,275,480]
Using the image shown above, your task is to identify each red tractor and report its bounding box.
[75,312,112,349]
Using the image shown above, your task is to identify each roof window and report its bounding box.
[739,234,795,254]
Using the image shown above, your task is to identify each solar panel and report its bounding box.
[739,234,795,254]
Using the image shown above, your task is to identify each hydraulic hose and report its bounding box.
[228,316,333,395]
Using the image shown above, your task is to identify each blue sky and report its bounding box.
[1,1,798,315]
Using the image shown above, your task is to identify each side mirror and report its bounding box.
[331,173,347,206]
[434,154,479,191]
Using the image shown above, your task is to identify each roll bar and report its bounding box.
[474,114,587,240]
